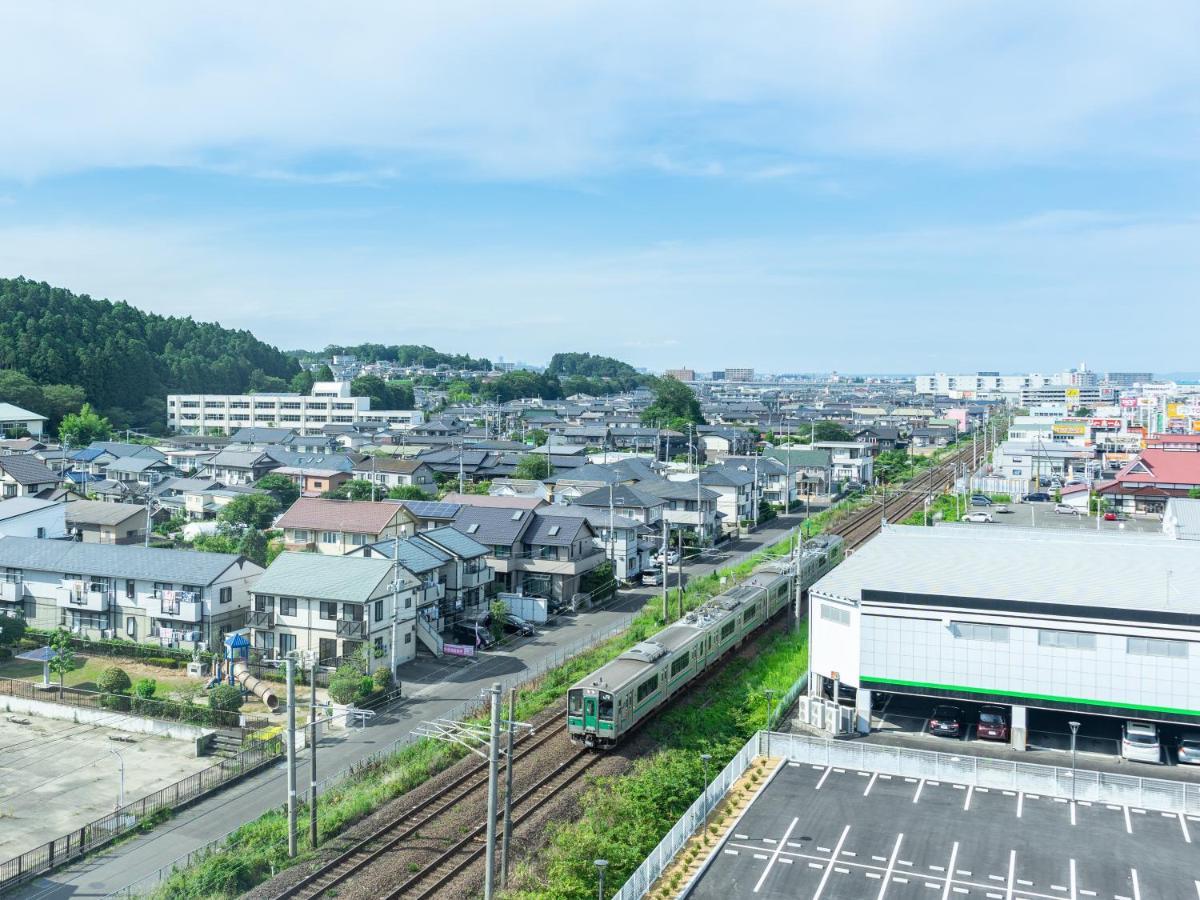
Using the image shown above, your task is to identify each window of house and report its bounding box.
[1127,637,1187,658]
[374,636,384,654]
[493,544,510,558]
[319,601,337,620]
[254,631,275,652]
[220,586,232,604]
[1038,630,1096,650]
[350,533,369,546]
[280,597,297,617]
[820,604,850,626]
[404,631,412,644]
[374,599,384,622]
[320,532,338,544]
[292,529,309,542]
[279,633,296,655]
[125,579,135,599]
[126,616,137,637]
[952,622,1009,642]
[36,527,45,539]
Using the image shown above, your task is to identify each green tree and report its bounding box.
[98,666,132,695]
[0,614,27,648]
[314,363,334,382]
[446,379,474,404]
[350,375,414,411]
[255,473,301,509]
[810,421,852,443]
[328,655,372,705]
[640,377,704,431]
[289,369,315,394]
[191,532,241,554]
[218,494,281,530]
[513,453,551,481]
[47,628,76,687]
[1189,487,1200,500]
[208,683,243,712]
[527,428,548,447]
[134,677,157,699]
[324,479,377,501]
[237,528,269,566]
[489,600,508,642]
[58,402,113,447]
[387,484,429,500]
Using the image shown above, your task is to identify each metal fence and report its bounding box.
[0,677,268,733]
[769,731,1200,815]
[0,735,283,895]
[611,734,759,900]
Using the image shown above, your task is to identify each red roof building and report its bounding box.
[1096,449,1200,515]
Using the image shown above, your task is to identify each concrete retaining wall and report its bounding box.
[2,695,215,757]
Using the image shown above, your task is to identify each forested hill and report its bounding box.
[293,343,492,371]
[0,277,299,430]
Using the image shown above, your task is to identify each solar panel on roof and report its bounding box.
[404,501,461,518]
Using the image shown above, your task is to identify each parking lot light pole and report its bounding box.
[594,858,608,900]
[700,752,712,816]
[764,689,777,757]
[108,748,125,810]
[1068,721,1081,801]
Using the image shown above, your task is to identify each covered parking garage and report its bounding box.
[807,525,1200,759]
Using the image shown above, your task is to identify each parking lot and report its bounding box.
[688,761,1200,900]
[864,693,1200,780]
[960,500,1161,534]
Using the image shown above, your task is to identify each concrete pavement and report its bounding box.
[14,515,806,899]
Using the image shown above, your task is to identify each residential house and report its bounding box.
[248,552,419,670]
[0,455,60,498]
[406,525,494,622]
[0,403,47,438]
[71,443,166,478]
[270,466,352,498]
[0,497,67,540]
[1097,449,1200,516]
[449,505,600,604]
[762,448,833,499]
[638,478,721,544]
[696,426,755,458]
[910,425,956,449]
[396,499,462,532]
[201,448,282,485]
[545,504,649,582]
[718,456,793,510]
[346,535,452,653]
[442,493,545,511]
[811,441,874,487]
[350,457,437,496]
[276,498,411,554]
[571,483,665,527]
[486,479,552,503]
[0,536,260,647]
[693,466,754,534]
[104,454,178,488]
[852,426,906,454]
[65,500,151,544]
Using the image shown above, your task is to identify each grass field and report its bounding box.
[0,654,198,696]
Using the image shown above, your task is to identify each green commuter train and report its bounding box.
[567,534,844,749]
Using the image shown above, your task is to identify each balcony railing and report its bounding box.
[336,618,367,639]
[248,610,275,629]
[57,584,112,611]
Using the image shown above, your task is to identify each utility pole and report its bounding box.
[485,682,501,900]
[286,656,298,858]
[661,518,669,624]
[607,482,615,579]
[458,438,465,494]
[501,687,517,888]
[309,654,319,849]
[677,529,684,618]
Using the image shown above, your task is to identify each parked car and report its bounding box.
[501,613,536,636]
[970,495,992,506]
[993,505,1012,514]
[1054,504,1080,515]
[641,568,664,586]
[929,705,964,737]
[654,550,680,566]
[1024,492,1052,502]
[963,511,994,523]
[450,620,495,649]
[1103,511,1123,521]
[1175,735,1200,766]
[1121,720,1162,764]
[976,706,1010,741]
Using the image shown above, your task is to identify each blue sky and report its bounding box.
[1,3,1198,373]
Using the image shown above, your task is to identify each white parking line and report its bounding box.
[1017,792,1024,818]
[1005,849,1017,900]
[940,842,960,900]
[1180,812,1192,843]
[865,772,879,796]
[964,784,974,811]
[913,779,925,803]
[1194,879,1200,899]
[1070,801,1076,826]
[876,833,904,900]
[1131,867,1141,900]
[809,824,850,900]
[1069,858,1077,900]
[752,816,799,894]
[815,766,833,791]
[1123,805,1132,834]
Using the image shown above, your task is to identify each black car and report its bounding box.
[1024,492,1052,502]
[450,620,495,649]
[929,704,964,737]
[501,613,535,636]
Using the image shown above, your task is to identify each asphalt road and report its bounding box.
[14,514,808,899]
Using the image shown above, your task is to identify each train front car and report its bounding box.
[567,685,617,748]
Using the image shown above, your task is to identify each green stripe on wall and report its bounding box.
[860,676,1200,718]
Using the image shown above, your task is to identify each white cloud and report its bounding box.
[0,2,1196,180]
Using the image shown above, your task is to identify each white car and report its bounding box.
[1122,720,1162,764]
[653,550,680,566]
[1054,504,1080,515]
[962,511,994,523]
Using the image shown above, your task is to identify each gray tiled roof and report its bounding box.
[358,537,449,573]
[638,479,720,502]
[0,455,59,485]
[447,507,532,548]
[64,500,145,526]
[0,497,60,522]
[253,552,395,602]
[523,514,591,546]
[699,467,754,487]
[419,524,491,559]
[573,484,665,510]
[0,536,252,584]
[537,504,641,531]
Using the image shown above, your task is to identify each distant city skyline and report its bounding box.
[0,5,1196,372]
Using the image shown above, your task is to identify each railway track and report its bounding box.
[272,721,569,900]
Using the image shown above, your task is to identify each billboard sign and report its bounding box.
[1120,397,1138,408]
[1053,423,1087,435]
[1089,418,1121,429]
[443,643,476,658]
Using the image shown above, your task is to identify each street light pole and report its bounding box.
[700,752,712,817]
[1068,720,1080,802]
[594,858,608,900]
[109,749,125,809]
[763,688,777,757]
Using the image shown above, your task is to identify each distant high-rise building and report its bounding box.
[1106,372,1154,387]
[665,368,696,382]
[725,368,754,382]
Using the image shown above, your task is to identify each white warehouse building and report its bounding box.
[809,526,1200,747]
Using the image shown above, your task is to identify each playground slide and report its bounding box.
[231,660,279,710]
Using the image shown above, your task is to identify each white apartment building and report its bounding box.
[915,373,1052,398]
[167,381,424,435]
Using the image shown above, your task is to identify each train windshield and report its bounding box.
[598,693,613,720]
[568,690,583,715]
